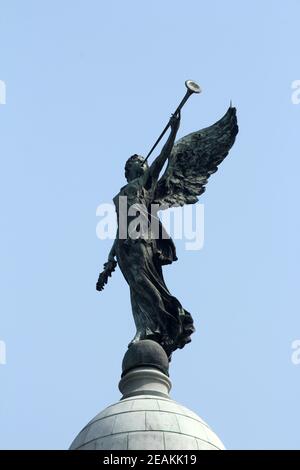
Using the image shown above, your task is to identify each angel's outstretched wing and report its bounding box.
[153,106,238,209]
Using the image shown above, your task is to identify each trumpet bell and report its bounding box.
[185,80,201,94]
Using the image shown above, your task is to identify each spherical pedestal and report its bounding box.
[69,341,225,450]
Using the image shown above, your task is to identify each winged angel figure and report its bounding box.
[97,105,238,359]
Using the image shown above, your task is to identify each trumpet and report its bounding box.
[145,80,201,162]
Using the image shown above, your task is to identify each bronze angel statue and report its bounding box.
[97,81,238,359]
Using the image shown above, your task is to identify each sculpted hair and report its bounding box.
[125,154,148,179]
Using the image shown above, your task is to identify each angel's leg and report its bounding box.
[128,279,166,347]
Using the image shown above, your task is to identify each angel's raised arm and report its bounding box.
[147,112,180,183]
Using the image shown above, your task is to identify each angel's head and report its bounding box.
[125,154,148,182]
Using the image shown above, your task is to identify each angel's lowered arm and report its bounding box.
[148,113,180,183]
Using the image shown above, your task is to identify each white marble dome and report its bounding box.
[70,342,225,451]
[70,394,225,450]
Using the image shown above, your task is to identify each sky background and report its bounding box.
[0,0,299,450]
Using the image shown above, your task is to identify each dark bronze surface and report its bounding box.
[96,82,238,360]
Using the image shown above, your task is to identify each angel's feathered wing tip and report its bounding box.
[230,102,237,113]
[227,104,239,135]
[215,103,238,130]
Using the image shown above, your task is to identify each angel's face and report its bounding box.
[125,159,148,182]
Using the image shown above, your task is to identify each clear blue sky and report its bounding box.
[0,0,299,450]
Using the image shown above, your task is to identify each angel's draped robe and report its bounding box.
[113,177,195,358]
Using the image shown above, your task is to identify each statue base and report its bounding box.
[69,340,225,450]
